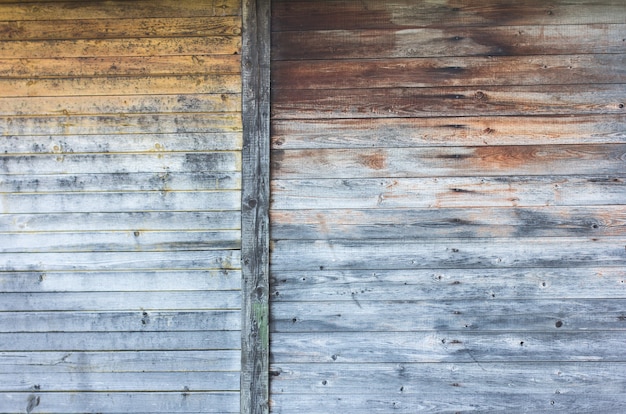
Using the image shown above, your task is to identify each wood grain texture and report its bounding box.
[272,145,626,179]
[272,0,626,31]
[241,0,271,412]
[0,392,239,414]
[272,24,626,60]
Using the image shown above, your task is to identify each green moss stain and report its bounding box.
[253,301,269,351]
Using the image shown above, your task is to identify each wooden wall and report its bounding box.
[269,1,626,412]
[0,1,243,413]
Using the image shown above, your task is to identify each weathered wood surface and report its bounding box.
[0,392,239,414]
[273,24,626,59]
[271,176,626,209]
[270,267,626,302]
[241,0,271,412]
[271,206,626,239]
[269,1,626,412]
[0,1,244,413]
[272,0,626,30]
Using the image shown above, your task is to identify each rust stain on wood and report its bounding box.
[358,150,387,170]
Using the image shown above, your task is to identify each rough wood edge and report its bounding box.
[241,0,270,413]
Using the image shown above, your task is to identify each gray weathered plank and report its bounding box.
[270,267,626,301]
[272,144,626,179]
[0,350,240,373]
[271,331,626,363]
[0,172,241,193]
[0,331,241,351]
[0,371,239,392]
[268,391,626,413]
[270,362,626,395]
[271,87,626,119]
[271,299,626,332]
[0,392,239,414]
[0,311,240,332]
[270,237,626,271]
[271,176,626,209]
[272,24,626,60]
[1,133,243,154]
[0,230,241,252]
[0,211,240,232]
[0,270,240,292]
[0,191,240,213]
[0,291,241,311]
[0,250,240,271]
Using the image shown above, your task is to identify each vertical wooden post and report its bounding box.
[241,0,270,413]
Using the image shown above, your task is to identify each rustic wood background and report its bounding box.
[0,0,243,413]
[269,0,626,412]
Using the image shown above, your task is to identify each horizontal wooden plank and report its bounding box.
[0,152,240,175]
[1,211,241,232]
[271,331,626,363]
[0,291,240,312]
[270,267,626,302]
[0,350,240,373]
[0,371,239,393]
[0,16,242,41]
[270,237,626,271]
[272,55,626,89]
[0,250,241,272]
[0,0,240,20]
[271,206,626,239]
[0,94,242,116]
[1,133,242,153]
[271,362,626,395]
[0,331,241,351]
[1,172,241,193]
[273,24,626,60]
[271,87,626,119]
[271,299,626,332]
[0,310,240,332]
[0,392,239,414]
[0,113,242,135]
[0,75,240,97]
[0,55,240,78]
[271,176,626,209]
[0,270,241,293]
[272,0,626,31]
[269,391,625,413]
[272,145,626,179]
[0,191,241,213]
[0,36,241,59]
[0,230,241,253]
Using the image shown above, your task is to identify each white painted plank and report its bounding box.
[0,331,241,351]
[271,299,626,332]
[271,331,626,363]
[0,250,241,271]
[0,350,240,373]
[0,391,239,413]
[1,133,242,154]
[0,152,240,175]
[270,237,626,271]
[0,230,241,253]
[0,291,241,311]
[271,176,626,209]
[0,371,240,392]
[0,191,240,213]
[270,267,626,301]
[0,270,240,292]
